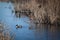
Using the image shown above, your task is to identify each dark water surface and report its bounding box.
[0,2,60,40]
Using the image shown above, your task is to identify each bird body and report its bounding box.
[16,24,22,29]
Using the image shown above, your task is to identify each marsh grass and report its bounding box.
[0,23,15,40]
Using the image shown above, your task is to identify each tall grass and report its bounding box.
[0,23,15,40]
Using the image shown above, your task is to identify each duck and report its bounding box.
[16,24,22,29]
[29,26,32,30]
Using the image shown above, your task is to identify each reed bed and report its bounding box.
[0,23,15,40]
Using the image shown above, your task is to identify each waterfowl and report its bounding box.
[29,27,32,30]
[16,24,22,29]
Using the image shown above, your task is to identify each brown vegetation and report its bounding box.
[0,0,9,2]
[0,23,15,40]
[11,0,60,25]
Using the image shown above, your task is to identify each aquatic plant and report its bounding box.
[0,23,15,40]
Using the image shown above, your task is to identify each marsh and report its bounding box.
[0,2,60,40]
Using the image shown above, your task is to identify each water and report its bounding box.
[0,2,60,40]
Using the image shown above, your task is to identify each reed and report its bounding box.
[0,23,15,40]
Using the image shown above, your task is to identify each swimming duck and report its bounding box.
[16,24,22,29]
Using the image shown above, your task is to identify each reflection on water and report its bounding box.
[0,2,60,40]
